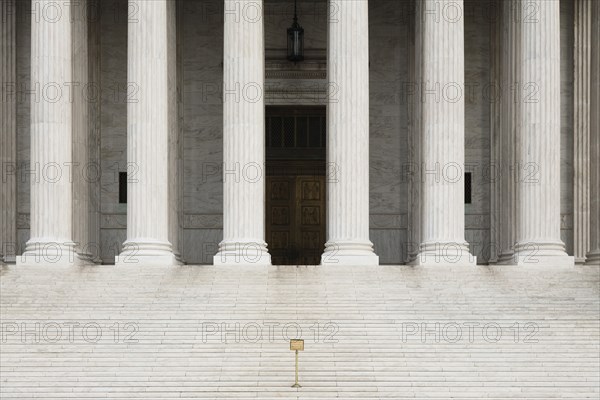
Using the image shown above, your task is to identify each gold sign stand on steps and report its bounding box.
[290,339,304,388]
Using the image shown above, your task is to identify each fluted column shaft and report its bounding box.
[408,0,421,263]
[513,0,572,265]
[19,0,81,265]
[496,0,520,264]
[214,0,271,266]
[412,0,475,266]
[586,0,600,264]
[116,0,181,266]
[573,0,591,264]
[89,0,102,263]
[1,0,17,263]
[71,0,93,262]
[320,0,378,266]
[489,0,501,263]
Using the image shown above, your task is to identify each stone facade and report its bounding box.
[1,0,596,266]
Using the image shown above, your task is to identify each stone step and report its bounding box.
[1,265,598,398]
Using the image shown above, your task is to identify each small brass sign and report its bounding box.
[290,339,304,351]
[290,339,304,388]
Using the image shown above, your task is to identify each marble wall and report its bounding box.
[368,0,411,263]
[98,0,128,262]
[464,0,492,262]
[12,0,576,264]
[180,0,224,264]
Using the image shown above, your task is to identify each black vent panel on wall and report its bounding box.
[465,172,472,204]
[119,172,127,204]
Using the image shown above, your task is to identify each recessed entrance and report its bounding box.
[265,106,326,265]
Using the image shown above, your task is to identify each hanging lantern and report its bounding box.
[287,0,304,62]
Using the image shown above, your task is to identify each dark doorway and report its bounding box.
[265,106,326,265]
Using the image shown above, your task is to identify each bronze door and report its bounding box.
[266,175,326,265]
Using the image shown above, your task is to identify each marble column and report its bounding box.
[18,0,81,266]
[88,0,102,264]
[176,0,185,263]
[168,0,182,263]
[586,0,600,265]
[411,0,475,266]
[1,0,17,263]
[116,0,181,266]
[320,0,378,266]
[573,0,591,264]
[214,0,271,266]
[497,0,519,264]
[513,0,573,266]
[71,0,93,262]
[408,0,421,264]
[488,0,501,264]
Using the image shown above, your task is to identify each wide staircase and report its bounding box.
[1,264,599,399]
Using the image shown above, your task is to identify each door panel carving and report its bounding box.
[301,181,321,200]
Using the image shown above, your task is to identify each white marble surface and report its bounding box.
[321,0,378,266]
[18,0,81,266]
[214,0,271,266]
[513,0,572,266]
[9,0,582,265]
[116,0,181,266]
[411,0,475,266]
[1,264,598,397]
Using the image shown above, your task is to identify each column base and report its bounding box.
[77,251,98,264]
[17,241,84,267]
[1,255,16,264]
[496,251,515,265]
[409,241,476,266]
[513,241,574,266]
[585,249,600,265]
[115,239,182,267]
[409,252,477,266]
[213,240,271,266]
[173,251,185,265]
[574,256,588,265]
[320,241,379,266]
[405,253,419,265]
